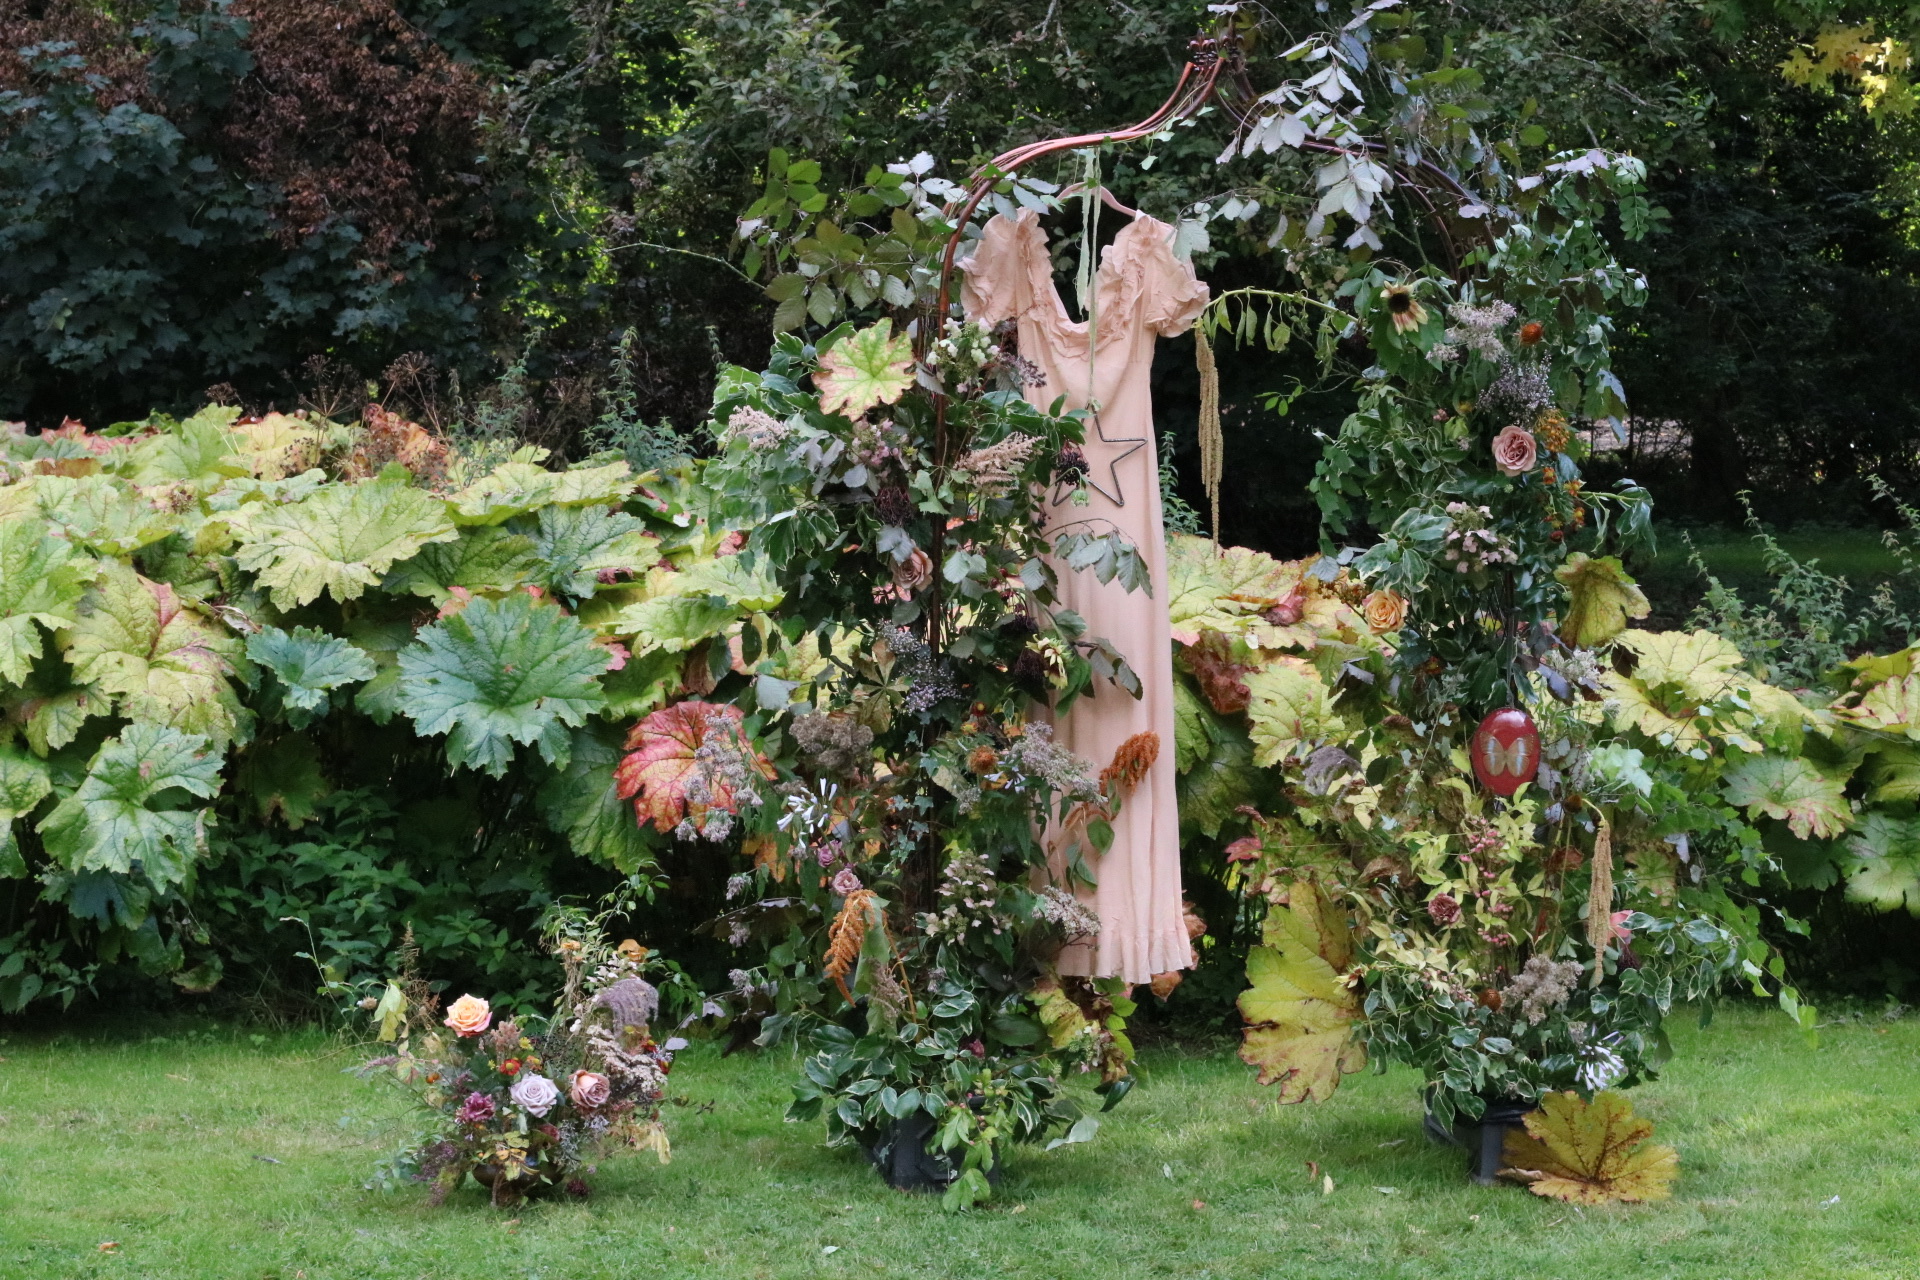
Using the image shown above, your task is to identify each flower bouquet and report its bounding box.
[359,935,680,1206]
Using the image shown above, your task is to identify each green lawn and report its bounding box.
[1,1006,1916,1280]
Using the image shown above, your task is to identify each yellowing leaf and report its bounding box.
[814,322,915,418]
[1555,553,1649,647]
[1244,658,1340,766]
[1618,629,1746,700]
[234,472,456,608]
[0,517,93,684]
[1836,675,1920,739]
[1721,754,1851,840]
[64,560,248,748]
[1501,1090,1677,1204]
[126,406,249,489]
[33,475,177,555]
[1236,880,1365,1103]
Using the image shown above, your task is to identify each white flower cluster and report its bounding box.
[918,850,1015,943]
[726,406,791,448]
[1034,885,1102,939]
[1442,502,1518,574]
[1435,300,1516,362]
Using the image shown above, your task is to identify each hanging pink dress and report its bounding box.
[960,208,1209,984]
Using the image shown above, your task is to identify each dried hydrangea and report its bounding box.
[673,722,767,842]
[884,627,960,714]
[919,850,1015,942]
[1482,358,1555,419]
[1499,953,1584,1026]
[790,711,874,776]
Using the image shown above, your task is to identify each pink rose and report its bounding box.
[443,993,492,1037]
[1491,425,1538,477]
[892,547,933,593]
[831,867,863,895]
[510,1072,561,1118]
[569,1070,611,1110]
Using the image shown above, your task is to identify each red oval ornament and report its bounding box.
[1471,708,1540,796]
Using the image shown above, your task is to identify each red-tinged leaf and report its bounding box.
[615,700,770,833]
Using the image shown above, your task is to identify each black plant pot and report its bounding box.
[862,1113,1003,1193]
[1424,1096,1537,1186]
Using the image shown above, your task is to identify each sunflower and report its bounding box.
[1383,283,1429,334]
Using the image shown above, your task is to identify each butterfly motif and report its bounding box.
[1478,733,1534,779]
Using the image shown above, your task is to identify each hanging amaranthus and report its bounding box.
[1585,815,1615,987]
[1195,319,1223,540]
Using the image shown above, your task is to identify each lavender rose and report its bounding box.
[510,1072,561,1118]
[1491,425,1539,477]
[830,867,863,895]
[569,1070,612,1110]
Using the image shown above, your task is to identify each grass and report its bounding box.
[1,1006,1917,1280]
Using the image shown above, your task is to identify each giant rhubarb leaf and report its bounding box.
[0,516,93,683]
[33,475,177,555]
[814,322,914,418]
[1244,657,1340,767]
[1836,675,1920,739]
[614,555,784,653]
[451,451,634,525]
[37,724,223,890]
[233,471,456,608]
[1501,1090,1677,1204]
[518,504,659,598]
[1843,811,1920,913]
[397,592,610,776]
[1603,628,1749,749]
[126,406,249,489]
[0,746,52,878]
[1553,553,1650,647]
[615,700,769,832]
[64,560,247,747]
[245,625,376,714]
[1236,879,1365,1103]
[381,525,540,604]
[235,733,329,828]
[1721,754,1851,840]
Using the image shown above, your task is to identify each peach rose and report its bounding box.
[570,1069,612,1110]
[1361,589,1408,634]
[443,993,493,1037]
[1491,425,1538,477]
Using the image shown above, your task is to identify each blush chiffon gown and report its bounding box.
[961,208,1209,985]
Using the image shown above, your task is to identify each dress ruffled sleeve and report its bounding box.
[958,212,1037,326]
[1140,223,1211,337]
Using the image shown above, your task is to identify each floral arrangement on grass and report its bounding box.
[359,929,680,1206]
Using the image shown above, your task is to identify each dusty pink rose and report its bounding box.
[1491,425,1538,477]
[510,1072,561,1118]
[569,1070,612,1110]
[443,993,493,1037]
[892,547,933,592]
[831,867,863,895]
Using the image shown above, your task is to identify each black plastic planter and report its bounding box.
[862,1113,1003,1193]
[1424,1097,1537,1186]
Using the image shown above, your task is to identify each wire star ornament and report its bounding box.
[1052,405,1146,508]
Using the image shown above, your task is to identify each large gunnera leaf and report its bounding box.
[126,406,249,489]
[64,560,247,747]
[1236,879,1365,1103]
[517,504,659,598]
[814,321,914,418]
[234,471,456,608]
[245,625,376,714]
[1244,658,1340,767]
[1721,753,1851,840]
[33,475,178,555]
[0,517,93,683]
[1842,811,1920,913]
[397,592,611,776]
[381,525,540,604]
[614,555,784,653]
[1501,1090,1677,1204]
[37,724,223,890]
[0,746,52,878]
[451,451,635,525]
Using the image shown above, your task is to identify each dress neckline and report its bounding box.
[994,207,1174,336]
